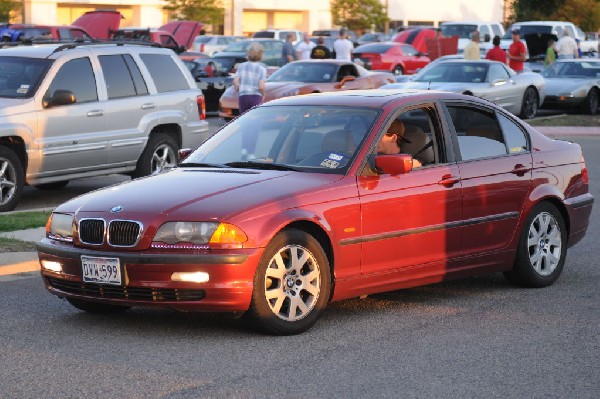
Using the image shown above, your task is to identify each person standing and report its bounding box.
[544,37,556,67]
[555,31,578,59]
[296,32,316,60]
[507,29,527,72]
[485,35,507,63]
[463,31,481,60]
[234,42,267,115]
[310,36,332,59]
[281,33,297,65]
[333,28,354,61]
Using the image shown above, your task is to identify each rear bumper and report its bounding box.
[564,193,594,247]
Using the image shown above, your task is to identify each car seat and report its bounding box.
[403,125,434,165]
[321,129,356,154]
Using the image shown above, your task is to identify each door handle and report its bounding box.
[86,110,104,117]
[511,164,531,176]
[141,103,156,110]
[438,175,460,187]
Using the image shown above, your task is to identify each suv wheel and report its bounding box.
[132,133,179,178]
[0,146,24,212]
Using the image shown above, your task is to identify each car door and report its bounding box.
[358,104,463,275]
[444,101,532,258]
[34,56,107,178]
[485,63,521,109]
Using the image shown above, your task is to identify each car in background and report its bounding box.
[393,27,437,54]
[0,42,209,212]
[219,59,395,119]
[112,21,203,53]
[252,29,303,44]
[352,42,430,75]
[440,21,504,54]
[192,35,240,55]
[357,32,391,45]
[38,89,593,335]
[541,59,600,114]
[381,59,544,119]
[312,29,358,46]
[0,10,122,42]
[183,58,235,114]
[216,38,285,68]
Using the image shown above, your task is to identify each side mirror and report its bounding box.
[178,148,193,162]
[374,154,413,175]
[490,78,506,86]
[335,75,356,89]
[42,90,76,108]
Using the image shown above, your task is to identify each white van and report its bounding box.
[440,21,505,55]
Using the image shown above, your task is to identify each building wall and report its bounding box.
[387,0,505,27]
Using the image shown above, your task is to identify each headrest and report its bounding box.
[321,129,355,154]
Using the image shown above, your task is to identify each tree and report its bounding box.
[0,0,21,22]
[330,0,388,32]
[163,0,224,26]
[509,0,600,32]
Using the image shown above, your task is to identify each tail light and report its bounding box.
[581,155,588,184]
[196,95,206,120]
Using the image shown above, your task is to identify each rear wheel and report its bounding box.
[67,298,131,314]
[581,88,598,115]
[504,202,567,288]
[519,87,538,119]
[0,146,24,212]
[244,229,331,335]
[132,133,178,178]
[393,65,404,76]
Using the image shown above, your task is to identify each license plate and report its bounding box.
[81,255,122,285]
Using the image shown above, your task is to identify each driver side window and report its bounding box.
[45,57,98,104]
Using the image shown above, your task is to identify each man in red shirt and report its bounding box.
[508,29,526,72]
[485,35,507,63]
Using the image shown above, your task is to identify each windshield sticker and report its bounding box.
[323,74,331,80]
[320,158,340,168]
[17,84,29,94]
[328,153,343,161]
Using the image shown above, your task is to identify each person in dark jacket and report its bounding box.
[310,36,332,59]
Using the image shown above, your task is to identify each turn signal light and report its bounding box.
[196,95,206,120]
[209,223,248,248]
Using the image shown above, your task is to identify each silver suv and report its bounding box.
[0,43,210,211]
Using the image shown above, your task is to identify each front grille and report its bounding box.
[109,220,142,247]
[79,219,105,245]
[47,278,206,302]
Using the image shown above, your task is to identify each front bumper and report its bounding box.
[36,238,262,312]
[543,95,585,108]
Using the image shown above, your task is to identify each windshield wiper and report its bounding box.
[179,162,229,168]
[224,161,301,171]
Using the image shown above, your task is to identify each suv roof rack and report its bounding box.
[0,38,164,54]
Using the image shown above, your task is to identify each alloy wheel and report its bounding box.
[0,157,17,207]
[527,211,562,276]
[151,144,177,175]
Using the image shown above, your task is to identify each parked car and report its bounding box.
[219,59,395,119]
[352,42,430,75]
[252,29,303,44]
[0,10,122,42]
[393,27,437,54]
[183,58,235,114]
[37,89,593,335]
[541,59,600,114]
[440,21,504,54]
[357,32,391,45]
[216,38,284,68]
[191,35,239,55]
[111,21,203,53]
[382,59,544,119]
[0,42,209,212]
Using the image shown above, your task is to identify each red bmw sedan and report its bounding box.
[352,42,430,75]
[37,90,593,335]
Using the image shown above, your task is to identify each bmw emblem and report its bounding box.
[110,205,123,213]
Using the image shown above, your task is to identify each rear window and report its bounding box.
[139,53,189,93]
[253,31,275,39]
[353,43,394,53]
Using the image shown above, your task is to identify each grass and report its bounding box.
[528,114,600,127]
[0,210,51,232]
[0,236,37,252]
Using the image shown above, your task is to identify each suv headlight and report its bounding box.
[48,213,74,242]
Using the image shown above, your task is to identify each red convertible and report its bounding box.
[218,59,395,119]
[38,90,593,335]
[352,42,430,75]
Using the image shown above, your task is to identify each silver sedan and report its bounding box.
[381,59,545,119]
[541,59,600,115]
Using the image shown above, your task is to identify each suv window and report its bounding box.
[491,24,502,37]
[46,57,97,103]
[139,54,189,93]
[99,55,148,99]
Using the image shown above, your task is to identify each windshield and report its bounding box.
[183,105,378,174]
[440,24,477,39]
[415,63,489,83]
[0,57,53,98]
[353,43,394,54]
[268,62,338,83]
[253,31,275,39]
[542,61,600,78]
[502,25,553,39]
[223,41,251,52]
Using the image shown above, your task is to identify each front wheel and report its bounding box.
[519,87,538,119]
[244,229,331,335]
[132,133,179,178]
[0,146,24,212]
[67,298,131,314]
[581,88,598,115]
[504,202,567,288]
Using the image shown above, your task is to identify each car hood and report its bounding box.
[160,21,204,49]
[72,10,123,39]
[524,33,558,59]
[57,168,342,220]
[544,78,589,94]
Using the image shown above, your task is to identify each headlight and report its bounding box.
[48,213,74,242]
[153,222,248,249]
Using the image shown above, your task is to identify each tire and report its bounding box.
[581,88,598,115]
[67,298,131,314]
[393,65,404,76]
[244,229,331,335]
[519,87,538,120]
[132,133,179,178]
[504,202,567,288]
[34,181,69,190]
[0,146,24,212]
